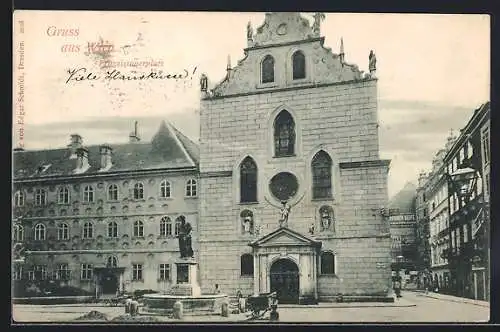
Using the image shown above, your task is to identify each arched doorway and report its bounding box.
[270,258,299,304]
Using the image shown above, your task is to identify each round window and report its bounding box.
[269,172,299,201]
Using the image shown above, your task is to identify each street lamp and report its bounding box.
[447,166,479,201]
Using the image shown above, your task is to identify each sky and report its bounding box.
[12,11,490,198]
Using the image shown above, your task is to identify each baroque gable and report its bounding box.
[206,12,366,98]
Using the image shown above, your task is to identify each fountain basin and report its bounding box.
[142,293,229,316]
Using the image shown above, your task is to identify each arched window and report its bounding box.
[174,216,185,236]
[13,224,24,242]
[107,221,118,238]
[292,51,306,80]
[240,253,254,276]
[108,184,119,201]
[240,157,258,203]
[106,255,118,268]
[57,223,69,240]
[273,110,296,157]
[160,216,172,237]
[186,179,197,197]
[34,223,46,240]
[261,55,275,83]
[133,183,144,200]
[58,187,70,204]
[312,150,332,199]
[160,180,171,198]
[133,220,144,237]
[320,251,335,275]
[83,185,94,203]
[83,222,94,239]
[35,189,47,206]
[14,190,25,207]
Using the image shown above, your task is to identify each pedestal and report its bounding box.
[171,258,201,297]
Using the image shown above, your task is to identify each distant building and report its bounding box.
[387,183,418,282]
[12,121,200,297]
[415,172,431,288]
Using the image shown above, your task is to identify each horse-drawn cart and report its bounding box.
[246,292,278,320]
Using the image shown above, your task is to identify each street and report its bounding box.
[11,291,489,323]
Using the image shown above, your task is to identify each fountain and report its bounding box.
[142,219,228,316]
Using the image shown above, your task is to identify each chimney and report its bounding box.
[75,147,89,171]
[68,134,83,159]
[99,144,113,170]
[129,121,141,143]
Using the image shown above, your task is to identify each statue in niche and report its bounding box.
[241,210,254,234]
[247,21,253,41]
[177,216,194,259]
[369,50,377,74]
[279,201,291,228]
[199,73,208,92]
[312,12,326,34]
[320,206,334,232]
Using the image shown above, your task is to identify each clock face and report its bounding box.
[277,23,288,35]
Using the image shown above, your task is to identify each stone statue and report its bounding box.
[243,215,253,234]
[247,21,253,41]
[312,12,326,34]
[279,201,291,228]
[369,50,377,73]
[177,216,194,258]
[199,73,208,92]
[321,212,331,231]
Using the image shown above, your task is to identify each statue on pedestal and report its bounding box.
[312,13,326,34]
[199,73,208,92]
[279,201,291,228]
[369,50,377,75]
[247,21,253,41]
[177,216,194,259]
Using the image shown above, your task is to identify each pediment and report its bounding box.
[249,227,321,248]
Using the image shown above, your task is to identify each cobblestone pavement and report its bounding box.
[11,292,490,323]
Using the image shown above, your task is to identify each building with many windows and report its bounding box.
[387,182,418,285]
[442,102,490,300]
[197,12,392,304]
[12,121,199,297]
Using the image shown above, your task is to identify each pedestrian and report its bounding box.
[237,291,246,313]
[213,284,221,294]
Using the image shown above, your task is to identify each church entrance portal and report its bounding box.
[270,258,299,304]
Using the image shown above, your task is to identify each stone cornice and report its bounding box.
[339,159,391,169]
[13,167,198,185]
[244,37,324,52]
[199,170,233,178]
[202,78,377,101]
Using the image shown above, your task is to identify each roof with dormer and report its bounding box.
[207,12,368,98]
[249,226,322,248]
[12,121,199,180]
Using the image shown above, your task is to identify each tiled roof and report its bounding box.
[13,121,199,180]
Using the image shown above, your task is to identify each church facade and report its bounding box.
[197,12,392,303]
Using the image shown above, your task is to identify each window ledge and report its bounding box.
[157,279,171,282]
[273,154,297,159]
[311,197,334,202]
[256,82,278,89]
[184,196,198,199]
[240,274,254,278]
[158,197,174,201]
[239,201,259,205]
